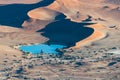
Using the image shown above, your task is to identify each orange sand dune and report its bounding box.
[26,0,109,48]
[46,0,88,22]
[74,24,107,48]
[25,0,91,31]
[27,0,90,23]
[28,7,63,20]
[25,0,119,48]
[25,7,63,31]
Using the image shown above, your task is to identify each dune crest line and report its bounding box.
[74,24,107,48]
[27,0,108,48]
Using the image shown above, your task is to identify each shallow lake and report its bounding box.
[19,44,67,54]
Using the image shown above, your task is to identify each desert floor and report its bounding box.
[0,0,120,80]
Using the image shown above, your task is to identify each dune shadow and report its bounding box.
[0,0,55,28]
[37,19,94,47]
[55,13,66,20]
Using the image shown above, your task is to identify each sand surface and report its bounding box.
[26,0,111,48]
[74,24,107,48]
[28,7,65,20]
[0,0,120,80]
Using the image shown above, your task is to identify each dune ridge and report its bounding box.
[74,24,107,48]
[26,0,109,48]
[28,7,65,21]
[20,0,119,48]
[0,0,119,48]
[0,0,120,79]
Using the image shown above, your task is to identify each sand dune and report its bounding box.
[46,0,88,22]
[23,0,102,48]
[28,7,65,20]
[27,0,92,24]
[0,0,120,79]
[0,0,119,48]
[74,24,107,48]
[0,0,118,48]
[0,25,47,46]
[26,0,109,48]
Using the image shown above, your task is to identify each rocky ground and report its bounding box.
[0,45,120,80]
[0,0,120,80]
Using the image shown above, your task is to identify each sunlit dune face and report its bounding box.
[47,0,82,10]
[74,24,107,48]
[28,8,63,20]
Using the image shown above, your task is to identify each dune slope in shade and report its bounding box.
[28,7,66,20]
[37,19,94,47]
[75,24,107,48]
[0,0,54,27]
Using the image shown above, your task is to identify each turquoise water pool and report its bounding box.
[19,44,67,54]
